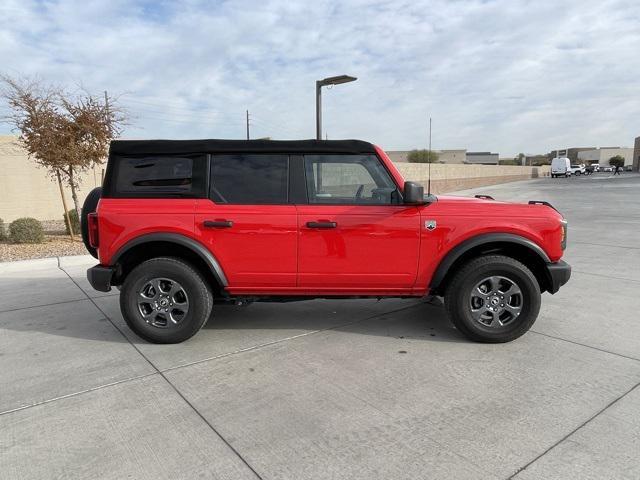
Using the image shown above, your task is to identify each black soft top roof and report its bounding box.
[109,139,377,156]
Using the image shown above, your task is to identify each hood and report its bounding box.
[432,195,563,219]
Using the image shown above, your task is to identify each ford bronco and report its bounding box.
[83,139,570,344]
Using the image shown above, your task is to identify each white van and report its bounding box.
[551,157,571,178]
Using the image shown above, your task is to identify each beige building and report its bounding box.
[388,149,499,165]
[0,135,104,222]
[386,149,467,164]
[465,152,499,165]
[577,147,634,166]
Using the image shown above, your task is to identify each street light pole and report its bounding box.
[316,81,323,140]
[315,75,357,140]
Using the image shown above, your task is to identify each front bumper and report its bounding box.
[87,265,115,292]
[546,260,571,294]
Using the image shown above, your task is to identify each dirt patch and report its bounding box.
[0,235,87,262]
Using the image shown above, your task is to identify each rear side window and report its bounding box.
[112,154,206,197]
[210,154,289,204]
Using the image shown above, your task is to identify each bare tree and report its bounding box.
[58,91,125,214]
[1,75,126,230]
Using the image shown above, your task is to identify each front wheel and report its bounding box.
[444,255,541,343]
[120,257,213,343]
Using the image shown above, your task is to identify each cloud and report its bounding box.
[1,0,638,155]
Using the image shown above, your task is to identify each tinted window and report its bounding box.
[210,154,289,204]
[304,154,397,204]
[113,154,206,197]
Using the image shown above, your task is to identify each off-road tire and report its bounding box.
[444,255,541,343]
[120,257,213,343]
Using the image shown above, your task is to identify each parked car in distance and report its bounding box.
[591,163,600,172]
[568,164,586,176]
[624,165,633,171]
[602,166,614,172]
[82,139,571,345]
[551,157,571,178]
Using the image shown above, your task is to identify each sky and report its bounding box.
[0,0,638,156]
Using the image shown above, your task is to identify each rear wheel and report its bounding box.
[120,257,213,343]
[444,255,541,343]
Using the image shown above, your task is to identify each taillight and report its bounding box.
[88,213,99,248]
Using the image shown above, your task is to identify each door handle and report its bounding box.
[306,221,337,229]
[203,220,233,228]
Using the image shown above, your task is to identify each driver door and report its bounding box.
[296,154,421,290]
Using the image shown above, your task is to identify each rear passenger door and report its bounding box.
[296,154,421,290]
[195,154,297,289]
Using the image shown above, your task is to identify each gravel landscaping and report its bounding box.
[0,219,87,262]
[0,235,86,262]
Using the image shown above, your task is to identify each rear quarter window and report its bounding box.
[110,154,207,197]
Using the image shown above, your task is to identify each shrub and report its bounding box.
[9,217,45,244]
[609,155,625,168]
[407,149,439,163]
[63,209,81,235]
[0,218,6,241]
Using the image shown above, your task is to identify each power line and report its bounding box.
[129,115,243,127]
[123,97,225,112]
[123,105,236,122]
[122,99,307,137]
[250,116,307,138]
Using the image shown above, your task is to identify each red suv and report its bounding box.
[83,139,570,344]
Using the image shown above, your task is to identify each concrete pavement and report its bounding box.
[1,174,639,479]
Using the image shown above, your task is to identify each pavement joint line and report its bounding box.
[529,330,640,363]
[570,269,640,284]
[0,372,159,417]
[572,240,640,250]
[291,348,498,478]
[160,302,425,375]
[56,261,265,480]
[507,381,640,479]
[0,296,89,314]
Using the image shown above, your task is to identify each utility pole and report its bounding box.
[246,110,250,140]
[104,91,110,136]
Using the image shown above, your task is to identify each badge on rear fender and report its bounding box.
[425,220,437,231]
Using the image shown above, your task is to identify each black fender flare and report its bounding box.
[111,233,228,287]
[429,233,551,292]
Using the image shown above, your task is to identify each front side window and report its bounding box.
[113,154,206,197]
[304,154,397,204]
[210,154,289,204]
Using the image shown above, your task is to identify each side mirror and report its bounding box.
[403,181,425,204]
